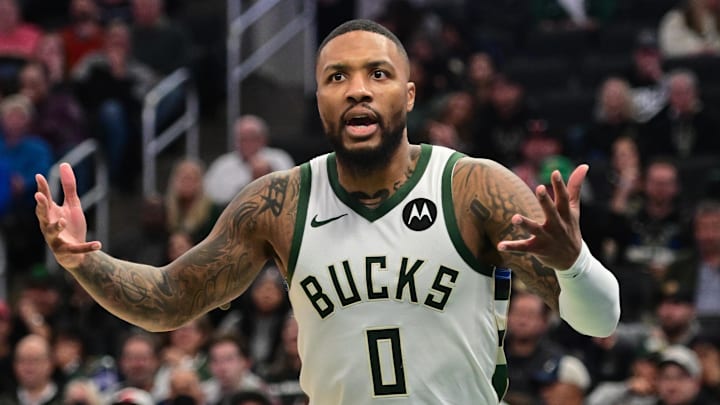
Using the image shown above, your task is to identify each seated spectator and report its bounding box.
[155,315,212,400]
[583,77,643,162]
[264,314,306,405]
[504,290,591,405]
[112,194,169,266]
[0,334,62,405]
[204,116,294,207]
[165,158,221,242]
[71,19,157,188]
[643,69,720,160]
[52,325,90,386]
[61,0,105,72]
[690,334,720,399]
[430,91,477,152]
[655,345,719,405]
[619,158,694,283]
[202,333,275,405]
[19,61,89,159]
[626,29,670,123]
[130,0,191,76]
[114,331,162,400]
[666,200,720,321]
[586,349,660,405]
[218,266,289,377]
[0,94,53,271]
[227,390,272,405]
[473,76,534,166]
[659,0,720,57]
[0,0,42,60]
[642,288,702,355]
[161,367,207,405]
[34,33,69,88]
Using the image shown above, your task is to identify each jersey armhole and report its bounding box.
[287,162,312,284]
[441,153,495,277]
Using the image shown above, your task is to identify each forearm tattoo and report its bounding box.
[73,170,299,330]
[455,159,560,309]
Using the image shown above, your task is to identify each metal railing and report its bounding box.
[142,67,200,197]
[226,0,316,150]
[46,139,109,271]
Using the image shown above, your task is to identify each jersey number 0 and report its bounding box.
[366,328,407,396]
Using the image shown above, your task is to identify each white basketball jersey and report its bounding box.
[287,144,510,404]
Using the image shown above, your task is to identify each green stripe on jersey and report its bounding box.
[287,162,311,284]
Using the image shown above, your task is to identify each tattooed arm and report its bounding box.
[452,158,581,310]
[36,163,299,331]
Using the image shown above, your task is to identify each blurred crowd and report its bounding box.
[1,0,720,404]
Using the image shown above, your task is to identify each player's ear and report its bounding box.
[406,81,416,112]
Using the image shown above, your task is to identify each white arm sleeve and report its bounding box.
[555,241,620,337]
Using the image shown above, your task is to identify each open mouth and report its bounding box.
[344,114,379,137]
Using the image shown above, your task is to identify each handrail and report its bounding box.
[142,67,199,197]
[46,139,109,272]
[226,0,316,150]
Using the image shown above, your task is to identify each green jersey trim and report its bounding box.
[287,162,311,284]
[326,144,432,222]
[441,153,494,277]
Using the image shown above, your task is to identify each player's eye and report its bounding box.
[372,70,387,79]
[330,72,345,82]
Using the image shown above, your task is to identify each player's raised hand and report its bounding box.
[497,164,589,270]
[35,163,101,270]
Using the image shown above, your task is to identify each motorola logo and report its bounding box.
[402,198,437,231]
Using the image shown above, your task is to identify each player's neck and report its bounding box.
[337,142,420,209]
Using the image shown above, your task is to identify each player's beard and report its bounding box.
[325,107,406,176]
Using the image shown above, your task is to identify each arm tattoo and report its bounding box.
[456,159,561,309]
[71,170,300,330]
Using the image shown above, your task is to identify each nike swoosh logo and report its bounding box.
[311,213,348,227]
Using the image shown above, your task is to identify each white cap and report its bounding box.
[659,345,701,378]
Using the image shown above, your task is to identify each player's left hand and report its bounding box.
[497,164,588,270]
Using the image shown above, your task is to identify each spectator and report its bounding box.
[0,0,42,60]
[473,76,534,166]
[51,326,90,387]
[626,29,670,123]
[586,349,660,405]
[61,0,105,71]
[165,158,220,242]
[155,315,212,400]
[34,33,69,88]
[226,391,272,405]
[431,91,477,152]
[204,116,294,207]
[666,200,720,321]
[690,335,720,399]
[19,61,89,159]
[264,315,306,405]
[659,0,720,58]
[166,230,194,262]
[655,345,719,405]
[201,333,274,405]
[162,367,206,405]
[216,266,290,377]
[0,334,62,405]
[644,70,720,160]
[465,51,497,110]
[71,19,157,188]
[9,270,64,344]
[130,0,191,76]
[504,290,591,405]
[112,194,169,266]
[114,331,162,400]
[642,288,702,355]
[583,77,642,162]
[620,158,693,283]
[511,120,564,191]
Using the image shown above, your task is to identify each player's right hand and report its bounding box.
[35,163,101,270]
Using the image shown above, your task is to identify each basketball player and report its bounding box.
[36,20,619,404]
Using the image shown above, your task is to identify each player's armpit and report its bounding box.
[451,158,560,310]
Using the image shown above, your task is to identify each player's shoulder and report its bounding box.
[452,156,514,179]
